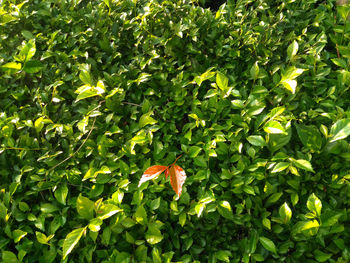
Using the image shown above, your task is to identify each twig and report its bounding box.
[1,147,46,151]
[48,116,97,172]
[67,182,90,190]
[122,101,142,107]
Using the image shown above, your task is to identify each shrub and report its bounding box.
[0,0,349,262]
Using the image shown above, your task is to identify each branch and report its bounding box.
[48,116,97,172]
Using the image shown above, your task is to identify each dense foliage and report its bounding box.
[1,0,350,262]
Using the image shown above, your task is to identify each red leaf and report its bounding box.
[138,165,167,187]
[164,168,169,179]
[169,165,187,197]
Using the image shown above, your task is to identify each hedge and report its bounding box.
[0,0,350,262]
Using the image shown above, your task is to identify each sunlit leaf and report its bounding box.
[169,165,187,197]
[264,121,286,134]
[307,193,322,217]
[62,227,86,260]
[138,165,168,186]
[329,119,350,143]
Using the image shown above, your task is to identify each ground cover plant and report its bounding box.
[0,0,350,262]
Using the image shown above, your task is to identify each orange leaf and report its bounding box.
[169,165,187,197]
[138,165,167,187]
[164,168,169,179]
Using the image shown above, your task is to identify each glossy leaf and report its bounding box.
[293,159,315,173]
[54,183,68,205]
[97,204,122,220]
[247,135,267,147]
[217,200,234,220]
[2,251,18,263]
[216,71,229,91]
[138,165,168,186]
[329,119,350,143]
[264,121,286,134]
[1,62,22,70]
[76,195,94,219]
[62,227,86,259]
[279,202,292,223]
[272,162,290,173]
[259,237,277,254]
[307,193,322,217]
[169,165,187,197]
[295,124,323,151]
[23,60,43,73]
[250,61,259,80]
[287,40,299,61]
[14,39,36,62]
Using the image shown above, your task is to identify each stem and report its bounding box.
[48,116,97,172]
[173,154,182,165]
[122,101,141,107]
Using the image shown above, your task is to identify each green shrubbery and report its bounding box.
[1,0,350,262]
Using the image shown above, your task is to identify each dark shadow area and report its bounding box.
[199,0,227,11]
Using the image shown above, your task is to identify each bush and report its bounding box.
[0,0,350,262]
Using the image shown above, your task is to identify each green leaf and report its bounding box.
[262,217,271,230]
[2,251,18,263]
[250,61,259,80]
[75,82,105,102]
[259,237,277,254]
[331,58,347,68]
[279,202,292,224]
[188,146,202,158]
[145,223,163,245]
[13,229,27,243]
[314,250,332,262]
[215,250,232,262]
[216,71,229,91]
[281,79,297,93]
[248,230,258,254]
[179,213,186,227]
[40,203,59,213]
[271,162,290,173]
[34,117,53,133]
[97,203,122,220]
[287,40,298,61]
[293,159,315,173]
[62,227,86,260]
[307,193,322,217]
[329,119,350,143]
[76,194,94,219]
[77,116,89,133]
[23,60,43,73]
[265,192,283,206]
[1,62,22,70]
[194,67,216,86]
[243,185,255,195]
[268,126,292,153]
[135,205,147,225]
[54,183,68,205]
[264,121,286,134]
[139,112,157,128]
[15,39,36,62]
[295,124,323,151]
[292,220,320,236]
[247,135,267,147]
[88,218,103,232]
[79,65,93,85]
[217,201,234,220]
[36,231,50,245]
[280,67,304,93]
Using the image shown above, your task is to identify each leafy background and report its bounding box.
[0,0,350,262]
